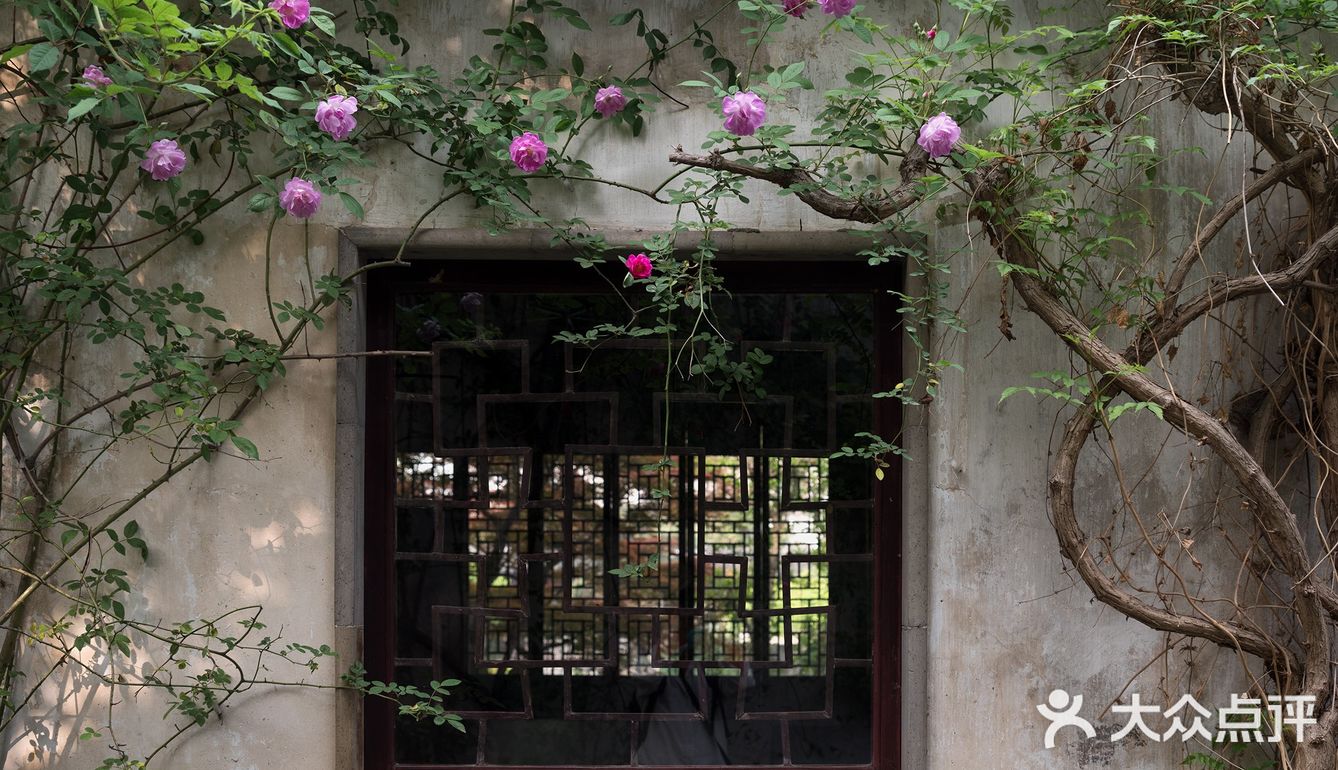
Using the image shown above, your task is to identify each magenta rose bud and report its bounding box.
[81,65,112,88]
[269,0,310,29]
[625,253,653,279]
[917,112,961,158]
[509,132,548,173]
[782,0,809,17]
[594,85,628,118]
[817,0,856,16]
[721,91,766,137]
[315,94,358,141]
[279,177,322,219]
[139,139,187,181]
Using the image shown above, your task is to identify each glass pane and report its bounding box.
[390,290,878,767]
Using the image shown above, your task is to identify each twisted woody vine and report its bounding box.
[3,0,1338,767]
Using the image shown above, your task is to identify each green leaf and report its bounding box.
[531,87,570,105]
[236,77,273,106]
[271,31,310,61]
[311,12,336,36]
[66,97,101,122]
[26,43,60,73]
[248,192,276,212]
[230,435,259,460]
[959,142,1004,160]
[268,86,305,101]
[2,44,33,64]
[338,192,364,219]
[558,8,591,30]
[175,82,216,100]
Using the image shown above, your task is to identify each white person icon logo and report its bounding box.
[1037,689,1096,748]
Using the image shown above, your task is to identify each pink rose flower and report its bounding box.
[594,85,627,118]
[509,132,548,173]
[721,91,766,137]
[81,65,112,88]
[917,112,961,158]
[782,0,809,17]
[818,0,856,16]
[625,253,653,279]
[315,94,358,140]
[139,139,187,181]
[269,0,310,29]
[279,177,322,219]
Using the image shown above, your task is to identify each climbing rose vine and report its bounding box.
[8,2,1338,770]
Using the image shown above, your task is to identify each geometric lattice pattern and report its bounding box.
[391,292,877,767]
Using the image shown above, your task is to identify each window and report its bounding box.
[365,259,899,769]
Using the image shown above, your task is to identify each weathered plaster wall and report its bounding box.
[3,1,1275,768]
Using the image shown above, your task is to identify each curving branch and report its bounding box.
[1048,396,1284,662]
[972,181,1337,669]
[1163,147,1326,298]
[996,231,1334,701]
[668,144,930,223]
[1131,217,1338,364]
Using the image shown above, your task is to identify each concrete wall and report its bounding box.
[3,1,1274,768]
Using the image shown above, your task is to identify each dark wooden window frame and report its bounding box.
[361,256,903,770]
